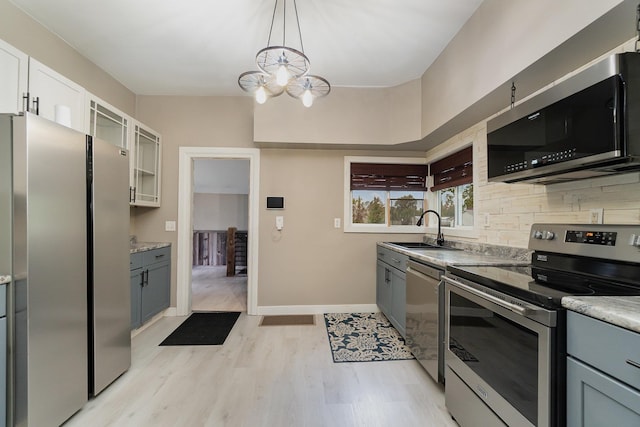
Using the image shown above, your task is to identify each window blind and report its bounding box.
[350,163,427,191]
[430,146,473,191]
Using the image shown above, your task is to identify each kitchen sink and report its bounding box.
[386,242,458,250]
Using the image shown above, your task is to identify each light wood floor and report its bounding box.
[191,265,247,312]
[63,313,458,427]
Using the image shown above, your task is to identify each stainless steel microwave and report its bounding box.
[487,52,640,184]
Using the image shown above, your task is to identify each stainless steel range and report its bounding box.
[443,224,640,427]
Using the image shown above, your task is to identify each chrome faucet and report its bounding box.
[416,210,445,246]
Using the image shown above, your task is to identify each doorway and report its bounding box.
[176,147,260,316]
[191,158,249,312]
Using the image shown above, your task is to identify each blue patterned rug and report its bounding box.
[323,312,415,362]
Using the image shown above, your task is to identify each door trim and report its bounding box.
[176,147,260,316]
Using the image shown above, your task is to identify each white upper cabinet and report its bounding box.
[129,120,161,207]
[28,57,86,132]
[0,38,28,114]
[86,93,129,149]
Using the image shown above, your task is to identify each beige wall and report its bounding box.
[131,96,254,305]
[193,193,248,231]
[254,81,422,146]
[0,0,135,115]
[258,148,424,306]
[132,94,426,307]
[420,0,624,139]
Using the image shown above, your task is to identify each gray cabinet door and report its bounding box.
[567,357,640,427]
[389,268,406,337]
[376,261,390,315]
[130,268,143,330]
[141,261,170,324]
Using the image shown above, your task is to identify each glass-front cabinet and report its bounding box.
[87,96,128,149]
[130,120,161,207]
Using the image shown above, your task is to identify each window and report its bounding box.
[344,157,427,233]
[430,146,473,228]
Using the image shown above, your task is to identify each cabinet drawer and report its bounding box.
[130,252,143,270]
[143,246,171,266]
[567,311,640,390]
[376,246,408,271]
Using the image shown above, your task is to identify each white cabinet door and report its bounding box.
[28,58,86,132]
[87,93,130,149]
[0,39,28,114]
[130,120,162,207]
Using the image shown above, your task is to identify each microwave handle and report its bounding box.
[442,275,529,316]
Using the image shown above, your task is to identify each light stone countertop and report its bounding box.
[130,242,171,254]
[562,296,640,334]
[378,242,529,268]
[0,275,10,285]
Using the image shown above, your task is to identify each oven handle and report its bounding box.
[442,275,529,316]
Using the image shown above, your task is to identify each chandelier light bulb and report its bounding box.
[255,86,267,104]
[302,89,313,107]
[276,65,290,86]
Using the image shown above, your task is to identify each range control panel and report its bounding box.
[529,224,640,263]
[565,230,617,246]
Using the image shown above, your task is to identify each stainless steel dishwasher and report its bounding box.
[406,259,444,384]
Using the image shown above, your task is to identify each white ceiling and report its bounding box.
[11,0,483,96]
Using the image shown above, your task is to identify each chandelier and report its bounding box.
[238,0,330,107]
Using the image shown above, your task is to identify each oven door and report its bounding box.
[443,274,556,427]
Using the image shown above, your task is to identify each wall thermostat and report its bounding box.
[267,196,284,209]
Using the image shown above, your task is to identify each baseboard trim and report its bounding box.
[254,304,379,316]
[131,307,177,338]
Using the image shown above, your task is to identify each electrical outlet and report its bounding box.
[334,218,341,228]
[165,220,176,231]
[589,208,603,224]
[275,216,284,230]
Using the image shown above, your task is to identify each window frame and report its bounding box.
[426,144,478,239]
[344,156,427,234]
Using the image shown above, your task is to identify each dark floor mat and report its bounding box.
[159,312,241,346]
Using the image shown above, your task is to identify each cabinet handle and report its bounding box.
[155,254,165,259]
[139,271,144,287]
[32,97,39,115]
[132,187,137,202]
[626,359,640,370]
[22,92,29,113]
[391,258,401,264]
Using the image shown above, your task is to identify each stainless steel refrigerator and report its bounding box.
[1,112,130,426]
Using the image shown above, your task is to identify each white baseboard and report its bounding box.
[254,304,380,316]
[130,307,178,338]
[163,306,177,317]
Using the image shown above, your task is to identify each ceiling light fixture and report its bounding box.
[238,0,330,107]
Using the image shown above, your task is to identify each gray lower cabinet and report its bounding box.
[130,246,171,330]
[0,284,6,427]
[376,245,407,337]
[566,311,640,426]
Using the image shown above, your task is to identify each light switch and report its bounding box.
[165,220,176,231]
[334,218,341,228]
[275,216,284,230]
